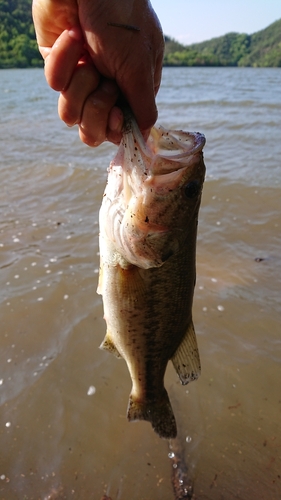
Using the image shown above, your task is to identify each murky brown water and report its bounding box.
[0,68,280,499]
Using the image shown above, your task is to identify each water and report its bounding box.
[0,67,280,499]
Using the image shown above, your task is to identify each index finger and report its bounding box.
[44,28,85,91]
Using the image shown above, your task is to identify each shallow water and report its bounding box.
[0,67,280,499]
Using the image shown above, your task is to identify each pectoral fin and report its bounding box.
[171,321,201,384]
[100,332,123,359]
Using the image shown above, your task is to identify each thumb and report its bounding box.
[120,68,160,133]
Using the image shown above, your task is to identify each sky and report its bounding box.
[151,0,281,44]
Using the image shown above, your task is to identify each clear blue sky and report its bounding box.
[151,0,281,44]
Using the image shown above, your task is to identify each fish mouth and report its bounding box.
[122,120,205,185]
[123,109,205,158]
[123,117,205,177]
[149,126,205,158]
[149,127,206,176]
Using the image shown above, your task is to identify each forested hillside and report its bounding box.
[0,0,280,68]
[0,0,42,68]
[164,18,281,67]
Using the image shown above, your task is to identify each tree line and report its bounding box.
[0,0,42,68]
[164,18,281,67]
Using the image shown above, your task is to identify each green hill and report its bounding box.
[0,0,42,68]
[164,18,281,67]
[0,0,280,68]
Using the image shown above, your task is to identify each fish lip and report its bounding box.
[123,118,206,171]
[155,127,206,156]
[147,127,206,176]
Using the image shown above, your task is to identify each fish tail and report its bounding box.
[127,390,177,439]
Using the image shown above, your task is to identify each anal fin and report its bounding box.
[171,320,201,385]
[99,332,123,359]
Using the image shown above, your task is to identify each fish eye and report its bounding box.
[184,180,201,199]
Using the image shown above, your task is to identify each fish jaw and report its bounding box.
[100,125,205,270]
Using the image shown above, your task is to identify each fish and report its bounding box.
[97,114,206,439]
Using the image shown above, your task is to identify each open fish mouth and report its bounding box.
[122,114,205,178]
[118,118,206,235]
[149,126,206,162]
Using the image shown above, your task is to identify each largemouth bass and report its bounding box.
[97,116,205,439]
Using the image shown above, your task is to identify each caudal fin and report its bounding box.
[127,390,177,439]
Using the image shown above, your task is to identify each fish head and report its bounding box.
[101,120,206,269]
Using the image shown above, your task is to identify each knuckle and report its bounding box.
[58,96,79,126]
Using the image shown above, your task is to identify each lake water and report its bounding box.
[0,67,280,500]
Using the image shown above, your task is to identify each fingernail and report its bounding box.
[142,128,151,142]
[68,26,83,41]
[109,107,123,133]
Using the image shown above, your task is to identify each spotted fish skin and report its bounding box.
[98,117,206,439]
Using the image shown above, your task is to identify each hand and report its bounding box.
[32,0,164,146]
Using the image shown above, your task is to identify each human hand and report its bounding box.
[32,0,164,146]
